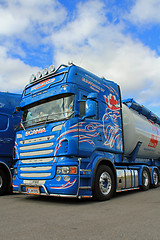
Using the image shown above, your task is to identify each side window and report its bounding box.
[0,114,9,131]
[79,96,87,118]
[79,95,99,120]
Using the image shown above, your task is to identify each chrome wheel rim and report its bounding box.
[153,170,158,185]
[99,172,112,195]
[143,170,149,186]
[0,176,2,188]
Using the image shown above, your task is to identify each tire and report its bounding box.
[0,169,8,195]
[152,169,159,188]
[141,167,150,191]
[93,165,115,201]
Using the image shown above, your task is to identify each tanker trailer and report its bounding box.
[122,100,160,159]
[118,99,160,193]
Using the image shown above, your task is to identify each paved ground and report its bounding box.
[0,187,160,240]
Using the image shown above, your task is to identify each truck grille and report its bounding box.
[19,135,55,158]
[20,135,55,144]
[18,135,56,179]
[21,157,53,164]
[20,173,51,178]
[20,166,52,171]
[20,149,53,157]
[20,142,54,150]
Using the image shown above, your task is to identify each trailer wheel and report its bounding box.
[152,169,159,188]
[93,165,115,201]
[0,169,7,195]
[141,167,150,191]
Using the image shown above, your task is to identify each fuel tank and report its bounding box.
[122,100,160,159]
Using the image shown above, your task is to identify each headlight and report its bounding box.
[56,166,77,175]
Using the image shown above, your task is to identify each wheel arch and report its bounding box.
[0,161,12,188]
[92,158,117,191]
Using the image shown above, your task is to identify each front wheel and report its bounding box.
[93,165,115,201]
[0,169,7,195]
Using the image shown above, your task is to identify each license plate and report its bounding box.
[26,186,40,195]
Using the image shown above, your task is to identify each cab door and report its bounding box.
[78,93,103,157]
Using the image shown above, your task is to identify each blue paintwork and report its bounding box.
[12,64,160,198]
[0,92,21,192]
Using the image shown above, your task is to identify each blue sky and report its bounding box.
[1,0,160,115]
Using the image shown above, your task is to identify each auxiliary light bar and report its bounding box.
[29,64,56,83]
[29,61,73,84]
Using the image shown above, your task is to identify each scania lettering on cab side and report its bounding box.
[0,92,21,195]
[12,64,160,200]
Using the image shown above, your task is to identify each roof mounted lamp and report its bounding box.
[36,71,42,80]
[49,65,55,73]
[30,74,36,83]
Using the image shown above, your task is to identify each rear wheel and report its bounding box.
[0,169,7,195]
[141,167,150,191]
[152,169,159,188]
[93,165,115,201]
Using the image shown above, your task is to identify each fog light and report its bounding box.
[56,176,61,182]
[64,176,70,182]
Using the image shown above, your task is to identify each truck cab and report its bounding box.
[0,92,21,195]
[13,64,123,199]
[13,63,159,200]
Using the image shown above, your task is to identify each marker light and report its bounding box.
[30,74,36,83]
[36,71,42,79]
[68,60,73,65]
[52,124,63,132]
[17,134,22,139]
[42,68,48,76]
[49,65,55,73]
[61,84,68,90]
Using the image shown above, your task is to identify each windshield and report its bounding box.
[22,94,74,128]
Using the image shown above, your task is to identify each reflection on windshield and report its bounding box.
[22,94,74,128]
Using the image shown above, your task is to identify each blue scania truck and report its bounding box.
[0,92,21,195]
[12,63,160,200]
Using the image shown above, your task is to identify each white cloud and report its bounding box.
[0,46,40,92]
[51,0,160,109]
[0,0,66,36]
[0,0,160,115]
[0,0,67,93]
[125,0,160,25]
